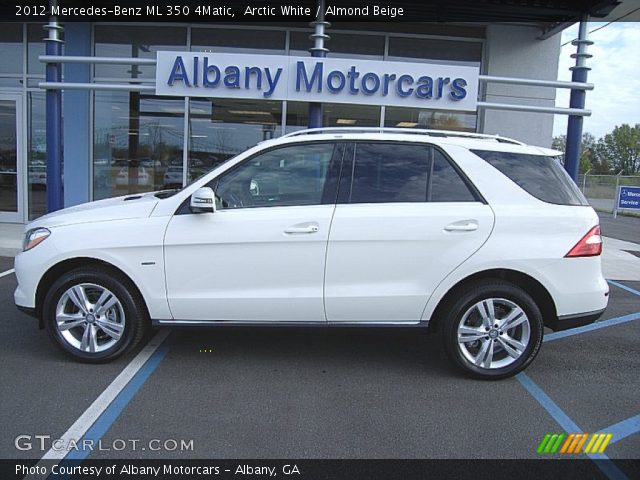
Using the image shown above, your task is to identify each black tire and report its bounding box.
[43,267,149,363]
[441,279,543,380]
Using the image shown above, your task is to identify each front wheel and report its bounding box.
[441,280,543,380]
[43,268,148,362]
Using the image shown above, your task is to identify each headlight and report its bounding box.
[23,228,51,251]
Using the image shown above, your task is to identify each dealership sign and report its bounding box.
[155,52,478,111]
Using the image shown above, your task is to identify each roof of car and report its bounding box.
[266,127,562,156]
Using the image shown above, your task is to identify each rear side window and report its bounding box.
[350,143,428,203]
[472,150,589,206]
[348,143,478,204]
[430,150,477,202]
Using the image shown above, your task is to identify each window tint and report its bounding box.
[211,143,335,209]
[350,143,429,203]
[472,150,589,206]
[430,151,477,202]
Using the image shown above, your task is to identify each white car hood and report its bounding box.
[28,192,161,230]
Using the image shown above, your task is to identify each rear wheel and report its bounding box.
[43,268,148,362]
[441,280,543,380]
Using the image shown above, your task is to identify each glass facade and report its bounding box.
[28,91,46,219]
[0,22,485,220]
[93,92,185,200]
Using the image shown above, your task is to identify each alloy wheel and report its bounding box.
[55,283,126,353]
[457,297,531,370]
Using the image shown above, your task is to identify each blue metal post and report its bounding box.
[565,16,592,181]
[44,10,64,212]
[308,0,329,128]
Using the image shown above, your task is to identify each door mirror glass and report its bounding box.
[190,187,216,213]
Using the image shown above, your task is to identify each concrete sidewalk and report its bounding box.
[0,223,22,257]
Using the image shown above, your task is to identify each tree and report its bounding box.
[551,133,596,173]
[595,124,640,175]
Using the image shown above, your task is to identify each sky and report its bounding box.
[553,22,640,139]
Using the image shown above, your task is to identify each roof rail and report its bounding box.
[281,127,525,145]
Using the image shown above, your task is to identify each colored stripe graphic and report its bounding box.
[540,433,613,455]
[537,433,552,454]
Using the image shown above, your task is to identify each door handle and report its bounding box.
[284,224,319,234]
[444,220,479,232]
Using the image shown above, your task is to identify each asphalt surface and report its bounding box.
[0,265,638,468]
[598,211,640,244]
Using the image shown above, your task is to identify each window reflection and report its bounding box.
[191,27,285,54]
[94,26,187,79]
[27,23,47,76]
[385,107,476,132]
[0,100,18,213]
[0,24,23,75]
[28,92,47,219]
[187,98,282,183]
[93,92,184,199]
[285,102,380,133]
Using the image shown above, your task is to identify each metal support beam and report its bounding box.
[39,82,155,91]
[39,55,156,65]
[308,0,329,129]
[44,2,64,213]
[565,16,593,181]
[478,75,593,90]
[477,102,590,116]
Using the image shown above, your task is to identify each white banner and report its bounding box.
[155,51,478,112]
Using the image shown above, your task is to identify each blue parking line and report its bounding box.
[600,414,640,445]
[516,373,628,480]
[545,312,640,342]
[48,338,172,479]
[608,280,640,297]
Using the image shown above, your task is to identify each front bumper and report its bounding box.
[547,308,606,331]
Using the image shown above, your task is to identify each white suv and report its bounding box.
[14,128,608,379]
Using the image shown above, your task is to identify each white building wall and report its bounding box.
[482,25,562,147]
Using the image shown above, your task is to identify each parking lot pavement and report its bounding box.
[1,259,638,472]
[598,212,640,244]
[0,270,144,459]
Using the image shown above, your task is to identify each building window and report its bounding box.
[94,25,187,79]
[188,98,282,184]
[289,31,384,59]
[191,27,285,54]
[27,23,48,76]
[93,91,185,200]
[285,102,380,133]
[384,107,477,132]
[28,92,47,220]
[0,24,23,75]
[388,36,482,65]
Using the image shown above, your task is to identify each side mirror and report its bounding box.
[190,187,216,214]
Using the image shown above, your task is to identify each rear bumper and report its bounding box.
[547,308,606,331]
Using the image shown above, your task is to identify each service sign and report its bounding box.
[155,52,479,112]
[617,186,640,210]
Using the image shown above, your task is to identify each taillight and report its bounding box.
[565,225,602,257]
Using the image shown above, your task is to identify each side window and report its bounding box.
[430,150,477,202]
[211,143,335,209]
[349,143,429,203]
[471,149,589,206]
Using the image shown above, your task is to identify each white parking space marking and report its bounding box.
[0,268,15,278]
[24,330,170,479]
[601,236,640,281]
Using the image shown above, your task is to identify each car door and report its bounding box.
[163,142,342,322]
[324,142,495,323]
